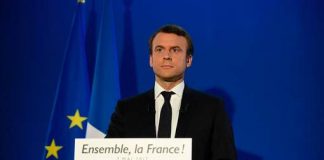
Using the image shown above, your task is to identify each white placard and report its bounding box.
[75,138,192,160]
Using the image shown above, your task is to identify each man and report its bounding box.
[106,24,236,160]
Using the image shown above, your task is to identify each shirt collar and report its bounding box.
[154,81,185,99]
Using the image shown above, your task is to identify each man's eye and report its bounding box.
[155,47,163,52]
[171,47,181,53]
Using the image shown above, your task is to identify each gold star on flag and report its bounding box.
[67,109,87,129]
[45,139,63,159]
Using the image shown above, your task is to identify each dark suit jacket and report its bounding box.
[106,86,236,160]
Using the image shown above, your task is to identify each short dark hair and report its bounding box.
[149,24,194,56]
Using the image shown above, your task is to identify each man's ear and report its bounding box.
[149,54,153,67]
[186,55,193,67]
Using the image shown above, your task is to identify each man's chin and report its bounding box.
[160,75,183,82]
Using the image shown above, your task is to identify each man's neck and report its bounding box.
[155,78,184,91]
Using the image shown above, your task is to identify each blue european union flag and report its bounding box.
[43,2,90,160]
[43,0,120,159]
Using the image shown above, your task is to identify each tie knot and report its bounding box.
[161,91,175,102]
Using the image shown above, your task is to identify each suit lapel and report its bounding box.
[175,86,192,137]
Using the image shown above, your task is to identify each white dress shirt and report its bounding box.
[154,81,185,138]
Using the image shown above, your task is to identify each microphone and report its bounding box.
[180,104,189,113]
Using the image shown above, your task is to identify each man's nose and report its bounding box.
[163,51,172,60]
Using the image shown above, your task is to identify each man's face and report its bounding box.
[150,32,192,82]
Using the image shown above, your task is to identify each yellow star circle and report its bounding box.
[45,139,63,159]
[67,109,87,129]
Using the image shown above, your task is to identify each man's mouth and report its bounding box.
[161,65,174,69]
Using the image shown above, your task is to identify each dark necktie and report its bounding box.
[158,91,175,138]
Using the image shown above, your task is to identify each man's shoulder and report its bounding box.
[117,86,224,105]
[119,89,154,104]
[185,87,227,117]
[115,90,154,112]
[186,87,223,104]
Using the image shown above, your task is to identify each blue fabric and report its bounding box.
[88,0,120,133]
[43,4,90,160]
[43,0,119,159]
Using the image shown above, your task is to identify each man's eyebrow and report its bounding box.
[170,46,181,49]
[154,45,165,49]
[154,45,182,49]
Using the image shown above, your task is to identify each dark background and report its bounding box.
[0,0,323,159]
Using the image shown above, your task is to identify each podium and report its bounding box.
[75,138,191,160]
